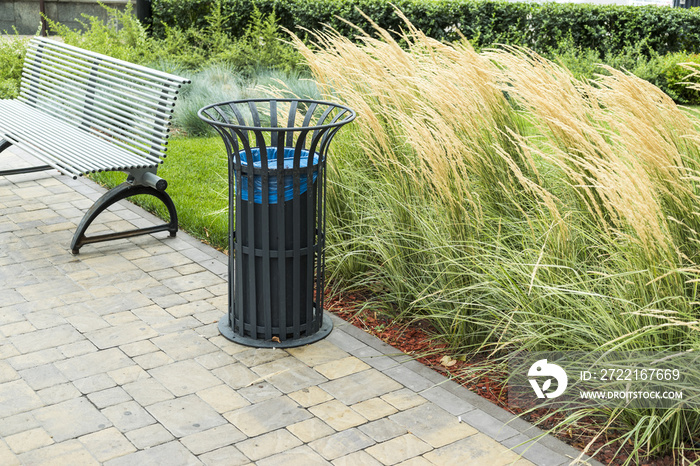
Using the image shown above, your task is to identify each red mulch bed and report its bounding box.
[325,289,698,466]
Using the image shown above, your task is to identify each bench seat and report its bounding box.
[0,36,190,253]
[0,99,161,176]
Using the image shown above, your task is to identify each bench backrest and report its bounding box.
[19,37,190,167]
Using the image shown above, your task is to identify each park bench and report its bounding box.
[0,36,190,254]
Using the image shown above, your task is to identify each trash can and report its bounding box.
[198,99,356,347]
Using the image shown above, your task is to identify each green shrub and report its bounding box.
[0,33,28,99]
[46,0,300,76]
[47,3,153,63]
[550,40,700,105]
[215,7,301,76]
[152,0,700,58]
[658,52,700,105]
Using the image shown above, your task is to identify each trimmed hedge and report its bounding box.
[150,0,700,57]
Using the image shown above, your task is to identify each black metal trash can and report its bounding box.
[198,99,356,347]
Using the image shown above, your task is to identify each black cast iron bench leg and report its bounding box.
[70,181,178,254]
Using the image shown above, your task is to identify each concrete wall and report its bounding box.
[0,0,133,35]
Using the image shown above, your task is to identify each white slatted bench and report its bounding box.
[0,37,190,254]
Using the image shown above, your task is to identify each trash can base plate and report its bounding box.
[217,311,334,348]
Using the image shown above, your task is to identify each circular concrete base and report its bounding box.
[218,311,333,348]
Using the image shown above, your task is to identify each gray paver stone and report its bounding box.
[501,433,569,466]
[18,440,99,466]
[261,364,328,394]
[286,340,350,367]
[238,381,283,403]
[196,384,250,413]
[460,408,521,442]
[147,394,227,437]
[133,351,174,370]
[383,364,435,392]
[152,331,219,361]
[286,418,335,444]
[320,369,402,405]
[235,348,288,367]
[54,348,132,381]
[73,374,117,394]
[122,377,175,406]
[331,450,383,466]
[0,379,44,418]
[125,424,174,450]
[325,327,366,353]
[4,427,54,454]
[78,427,136,463]
[180,424,246,455]
[87,386,132,409]
[309,428,375,461]
[236,429,303,461]
[33,397,111,443]
[224,396,312,437]
[365,434,433,465]
[308,400,367,431]
[103,441,201,466]
[212,363,260,390]
[420,385,476,416]
[358,418,408,443]
[161,271,222,293]
[37,382,82,405]
[257,445,331,466]
[199,445,250,466]
[85,321,158,349]
[10,324,83,354]
[389,403,477,448]
[101,400,156,431]
[149,360,221,397]
[8,348,65,372]
[0,412,41,438]
[424,433,534,465]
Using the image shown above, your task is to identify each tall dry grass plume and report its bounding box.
[487,47,700,265]
[291,12,700,463]
[290,13,531,227]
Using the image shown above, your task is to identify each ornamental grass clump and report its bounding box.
[294,13,700,464]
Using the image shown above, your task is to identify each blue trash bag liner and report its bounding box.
[237,147,319,204]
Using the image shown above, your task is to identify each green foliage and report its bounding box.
[174,64,320,136]
[46,0,300,75]
[656,52,700,104]
[550,40,700,104]
[46,2,153,63]
[144,0,300,74]
[0,32,28,99]
[216,7,301,76]
[151,0,700,58]
[174,64,246,136]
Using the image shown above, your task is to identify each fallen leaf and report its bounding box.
[440,355,457,367]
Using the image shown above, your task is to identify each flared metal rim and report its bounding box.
[197,98,357,132]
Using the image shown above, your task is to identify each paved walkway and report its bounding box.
[0,147,599,465]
